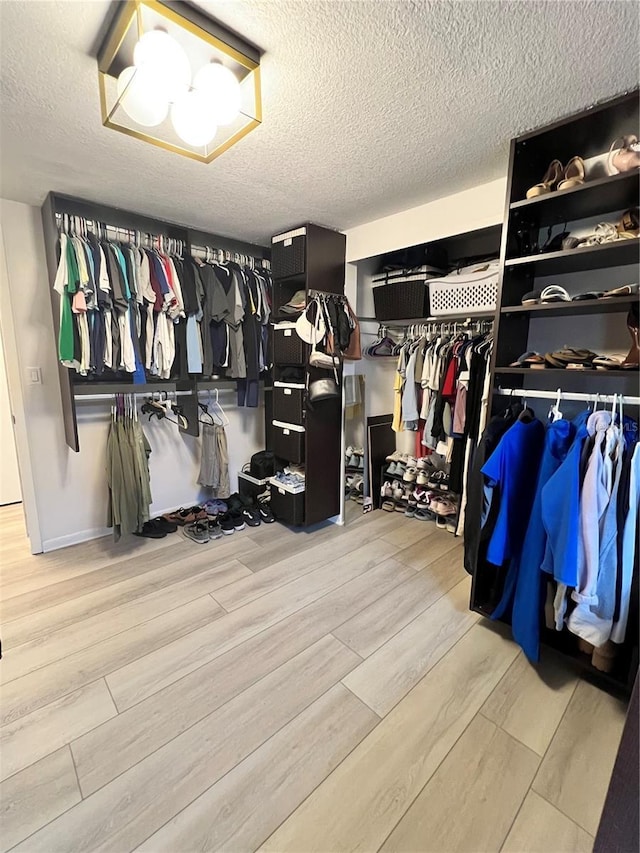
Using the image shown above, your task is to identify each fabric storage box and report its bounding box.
[373,279,429,320]
[429,261,499,317]
[270,484,305,526]
[238,471,270,501]
[273,382,305,425]
[273,322,306,364]
[272,419,305,463]
[271,227,306,279]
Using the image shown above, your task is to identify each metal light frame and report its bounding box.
[97,0,262,163]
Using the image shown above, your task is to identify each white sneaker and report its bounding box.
[403,467,418,483]
[405,456,417,467]
[416,470,429,485]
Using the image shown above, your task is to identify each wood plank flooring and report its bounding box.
[0,502,626,852]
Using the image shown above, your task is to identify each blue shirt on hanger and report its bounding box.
[481,417,545,567]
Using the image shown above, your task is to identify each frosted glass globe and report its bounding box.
[116,66,169,127]
[134,29,191,102]
[171,90,217,147]
[193,62,241,125]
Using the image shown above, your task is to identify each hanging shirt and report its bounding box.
[481,417,545,566]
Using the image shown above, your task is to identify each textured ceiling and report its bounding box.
[0,0,638,244]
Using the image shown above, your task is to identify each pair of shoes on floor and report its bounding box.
[183,517,224,544]
[163,506,208,526]
[134,517,178,539]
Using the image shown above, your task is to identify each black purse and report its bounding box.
[249,450,277,479]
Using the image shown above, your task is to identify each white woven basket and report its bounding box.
[429,262,499,317]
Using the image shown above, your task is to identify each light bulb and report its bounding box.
[116,66,169,127]
[134,29,191,102]
[171,90,217,147]
[193,62,241,125]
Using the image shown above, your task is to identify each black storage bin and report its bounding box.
[238,473,270,502]
[272,420,305,464]
[272,234,306,279]
[273,324,306,365]
[373,280,430,321]
[270,486,305,525]
[273,384,305,425]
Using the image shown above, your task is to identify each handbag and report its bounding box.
[308,376,340,403]
[295,298,325,344]
[343,301,362,361]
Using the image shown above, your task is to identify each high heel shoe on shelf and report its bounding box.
[526,159,563,199]
[622,305,640,368]
[607,134,640,175]
[557,156,585,191]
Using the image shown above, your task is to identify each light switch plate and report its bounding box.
[26,367,42,385]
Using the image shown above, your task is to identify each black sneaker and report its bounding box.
[257,501,276,523]
[134,521,167,539]
[153,517,178,534]
[207,518,223,540]
[231,511,246,531]
[241,507,261,527]
[219,513,235,535]
[183,521,209,545]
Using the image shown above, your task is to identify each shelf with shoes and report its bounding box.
[476,90,640,697]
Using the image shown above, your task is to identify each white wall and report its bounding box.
[0,323,21,504]
[0,200,265,552]
[344,176,508,455]
[346,177,507,263]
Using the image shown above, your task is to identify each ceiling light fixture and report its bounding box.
[97,0,262,163]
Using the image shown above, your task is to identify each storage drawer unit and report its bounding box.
[270,485,305,526]
[273,382,305,425]
[273,323,306,365]
[272,228,306,279]
[272,420,305,464]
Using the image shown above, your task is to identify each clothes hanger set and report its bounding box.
[197,388,230,427]
[140,391,188,430]
[56,213,186,255]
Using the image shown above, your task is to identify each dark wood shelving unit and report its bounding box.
[509,170,639,226]
[473,90,640,698]
[502,296,638,317]
[270,223,346,527]
[504,238,639,275]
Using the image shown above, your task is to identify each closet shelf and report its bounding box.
[373,311,495,325]
[495,367,639,377]
[504,238,640,275]
[501,295,639,317]
[73,382,177,396]
[509,170,640,225]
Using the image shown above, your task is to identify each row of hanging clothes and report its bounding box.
[368,320,493,518]
[52,215,273,407]
[105,388,232,540]
[466,389,639,673]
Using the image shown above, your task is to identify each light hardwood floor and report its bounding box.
[0,502,627,852]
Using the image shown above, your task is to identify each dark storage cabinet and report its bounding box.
[270,223,346,527]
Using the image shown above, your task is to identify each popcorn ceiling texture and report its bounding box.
[0,0,637,243]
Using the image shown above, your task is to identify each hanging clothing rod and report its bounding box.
[307,289,347,300]
[74,387,238,403]
[190,243,270,268]
[495,387,640,405]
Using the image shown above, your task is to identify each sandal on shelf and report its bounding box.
[572,291,604,301]
[593,355,628,370]
[521,290,541,306]
[431,497,458,517]
[526,159,563,199]
[616,207,639,239]
[602,283,639,298]
[381,500,395,512]
[414,508,435,522]
[540,285,571,303]
[509,351,545,368]
[544,348,597,369]
[557,156,585,191]
[607,134,640,175]
[622,306,640,368]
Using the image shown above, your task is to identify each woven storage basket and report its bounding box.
[272,228,306,279]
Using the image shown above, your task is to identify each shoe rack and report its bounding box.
[269,223,346,526]
[471,89,640,695]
